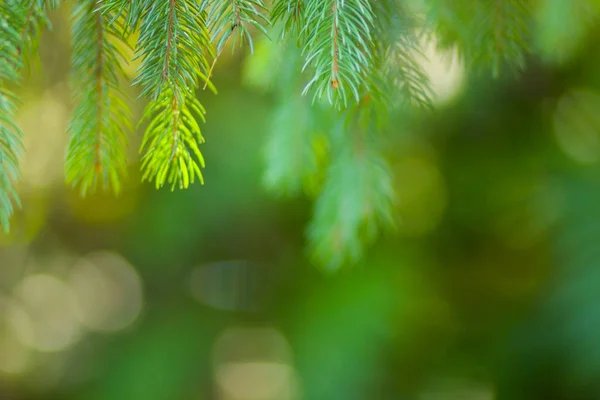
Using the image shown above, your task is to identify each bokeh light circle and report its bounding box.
[9,274,82,353]
[68,251,144,333]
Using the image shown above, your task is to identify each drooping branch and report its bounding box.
[135,0,214,189]
[65,0,131,195]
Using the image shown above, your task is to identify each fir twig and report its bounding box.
[308,128,394,271]
[300,0,376,108]
[206,0,270,54]
[17,0,59,70]
[99,0,143,37]
[471,0,531,77]
[0,0,25,232]
[134,0,214,190]
[271,0,304,40]
[426,0,531,77]
[202,0,270,87]
[373,0,433,111]
[139,87,206,190]
[65,0,132,196]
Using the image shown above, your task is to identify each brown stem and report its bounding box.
[203,45,224,90]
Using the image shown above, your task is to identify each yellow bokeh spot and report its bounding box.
[9,274,82,353]
[68,251,144,333]
[417,36,466,106]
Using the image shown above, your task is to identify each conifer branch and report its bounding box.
[0,0,25,232]
[426,0,531,77]
[139,87,206,190]
[472,0,531,77]
[203,0,270,87]
[17,1,43,61]
[263,95,322,195]
[134,0,214,190]
[134,0,213,102]
[0,0,541,270]
[261,45,329,197]
[206,0,270,54]
[424,0,468,53]
[99,0,142,37]
[308,126,394,270]
[65,0,132,196]
[271,0,304,40]
[16,0,59,67]
[390,39,434,111]
[374,2,433,111]
[300,0,376,108]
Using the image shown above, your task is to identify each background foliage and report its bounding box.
[2,0,600,399]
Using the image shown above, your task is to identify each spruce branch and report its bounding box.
[16,0,57,68]
[307,125,395,271]
[0,0,25,232]
[367,0,433,112]
[134,0,213,102]
[65,0,132,196]
[202,0,270,88]
[99,0,143,38]
[134,0,214,190]
[424,0,471,54]
[471,0,531,77]
[389,38,434,111]
[263,95,324,196]
[271,0,304,40]
[139,87,206,190]
[0,87,22,232]
[262,45,329,196]
[374,1,433,111]
[426,0,532,77]
[206,0,270,54]
[300,0,376,108]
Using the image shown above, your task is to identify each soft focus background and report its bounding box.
[3,4,600,400]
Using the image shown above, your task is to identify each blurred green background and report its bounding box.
[3,4,600,400]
